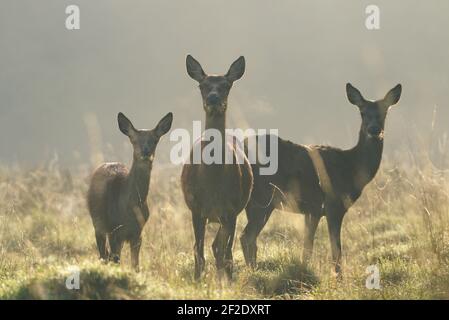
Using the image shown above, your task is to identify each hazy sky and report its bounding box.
[0,0,448,168]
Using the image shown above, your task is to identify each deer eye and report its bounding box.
[221,82,231,90]
[199,83,210,90]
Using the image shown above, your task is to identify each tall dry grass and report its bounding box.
[0,137,448,299]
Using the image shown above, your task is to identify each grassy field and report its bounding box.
[0,154,448,300]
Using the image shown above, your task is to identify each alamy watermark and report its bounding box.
[65,4,381,31]
[365,5,380,30]
[365,265,381,290]
[65,5,80,30]
[65,266,80,290]
[169,121,279,175]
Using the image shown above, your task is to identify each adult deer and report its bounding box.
[181,55,253,280]
[87,112,173,270]
[240,83,402,276]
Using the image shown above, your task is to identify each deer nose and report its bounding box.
[368,126,381,136]
[206,94,220,106]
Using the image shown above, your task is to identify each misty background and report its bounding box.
[0,0,448,169]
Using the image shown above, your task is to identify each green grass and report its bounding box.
[0,160,448,300]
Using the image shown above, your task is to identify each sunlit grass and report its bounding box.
[0,157,448,299]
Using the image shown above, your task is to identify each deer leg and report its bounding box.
[240,204,274,268]
[302,214,321,264]
[109,232,124,264]
[212,224,227,278]
[212,220,237,280]
[224,217,237,280]
[192,212,206,280]
[95,230,108,261]
[325,202,345,278]
[130,236,142,271]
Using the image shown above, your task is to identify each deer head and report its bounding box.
[186,55,245,115]
[346,83,402,140]
[117,112,173,161]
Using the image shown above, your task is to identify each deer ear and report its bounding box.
[383,84,402,107]
[186,55,206,82]
[117,112,136,137]
[155,112,173,137]
[346,83,365,107]
[226,56,245,82]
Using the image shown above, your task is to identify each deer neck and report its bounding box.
[351,129,384,190]
[205,111,226,138]
[203,110,227,170]
[127,158,152,205]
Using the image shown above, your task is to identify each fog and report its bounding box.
[1,0,448,168]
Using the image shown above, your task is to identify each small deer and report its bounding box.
[181,55,253,280]
[240,83,402,276]
[87,112,173,270]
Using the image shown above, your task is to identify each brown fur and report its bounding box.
[87,112,173,270]
[240,83,402,276]
[181,55,253,280]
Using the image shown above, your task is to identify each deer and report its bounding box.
[240,83,402,277]
[87,112,173,271]
[181,55,253,280]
